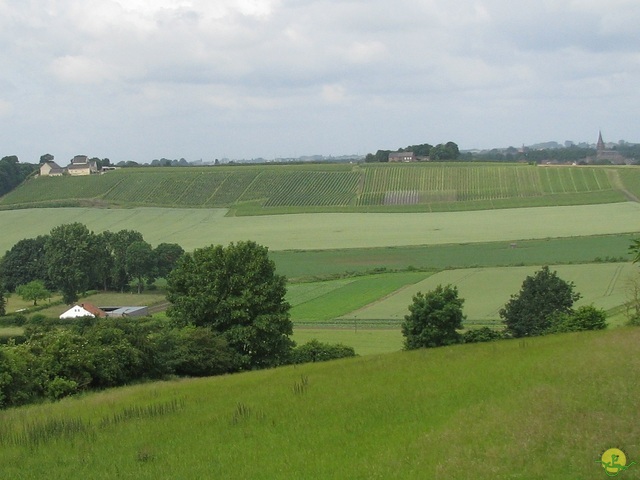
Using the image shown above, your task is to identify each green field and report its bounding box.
[341,263,635,324]
[273,233,637,279]
[1,328,638,479]
[288,272,429,322]
[291,328,403,355]
[1,202,639,255]
[3,164,640,214]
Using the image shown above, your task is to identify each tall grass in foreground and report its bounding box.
[1,328,638,479]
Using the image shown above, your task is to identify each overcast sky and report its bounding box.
[1,0,639,163]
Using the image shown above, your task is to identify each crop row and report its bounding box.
[0,164,626,211]
[357,165,614,205]
[254,172,360,207]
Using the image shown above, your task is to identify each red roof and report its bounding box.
[80,302,106,318]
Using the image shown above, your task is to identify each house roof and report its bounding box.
[80,302,106,317]
[59,302,106,319]
[60,305,95,319]
[67,163,91,170]
[40,161,64,172]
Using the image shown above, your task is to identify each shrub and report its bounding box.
[500,266,581,337]
[462,327,504,344]
[146,324,237,377]
[402,284,465,349]
[289,339,357,364]
[546,305,607,333]
[45,376,79,401]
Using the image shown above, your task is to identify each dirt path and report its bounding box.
[606,169,640,202]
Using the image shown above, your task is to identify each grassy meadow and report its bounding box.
[1,202,639,254]
[336,263,636,325]
[1,328,638,479]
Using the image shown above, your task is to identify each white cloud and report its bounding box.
[1,0,639,161]
[0,99,12,117]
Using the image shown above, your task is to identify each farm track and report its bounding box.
[606,168,640,202]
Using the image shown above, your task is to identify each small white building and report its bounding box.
[59,305,96,319]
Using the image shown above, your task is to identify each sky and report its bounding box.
[1,0,639,164]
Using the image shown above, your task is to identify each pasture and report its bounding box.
[273,233,636,279]
[1,327,638,479]
[338,263,636,325]
[0,202,639,254]
[285,262,634,327]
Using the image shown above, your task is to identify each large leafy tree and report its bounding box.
[401,284,465,349]
[154,243,185,279]
[167,241,293,369]
[0,290,5,316]
[93,232,115,291]
[105,229,145,291]
[126,240,156,293]
[45,223,97,304]
[0,236,50,292]
[500,266,581,337]
[16,280,51,306]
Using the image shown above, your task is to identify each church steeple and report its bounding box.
[597,131,605,152]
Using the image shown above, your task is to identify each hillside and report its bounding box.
[2,163,639,214]
[1,327,638,479]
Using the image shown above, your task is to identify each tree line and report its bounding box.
[0,156,38,197]
[0,223,185,303]
[365,141,461,162]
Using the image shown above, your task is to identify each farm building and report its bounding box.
[39,161,65,177]
[388,151,416,162]
[100,306,149,318]
[59,302,106,319]
[67,155,99,176]
[59,303,148,319]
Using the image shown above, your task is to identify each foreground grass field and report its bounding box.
[0,202,639,254]
[1,328,637,479]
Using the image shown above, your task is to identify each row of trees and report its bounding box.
[0,223,185,303]
[402,266,609,350]
[365,141,461,162]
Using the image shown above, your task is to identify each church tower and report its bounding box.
[596,131,605,153]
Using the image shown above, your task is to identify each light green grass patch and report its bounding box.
[292,327,403,355]
[288,272,429,322]
[5,292,62,313]
[343,263,637,324]
[1,203,639,254]
[272,233,636,279]
[0,327,24,338]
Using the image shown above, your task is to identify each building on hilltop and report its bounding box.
[388,151,416,162]
[588,131,626,164]
[67,155,99,176]
[39,161,65,176]
[39,155,101,176]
